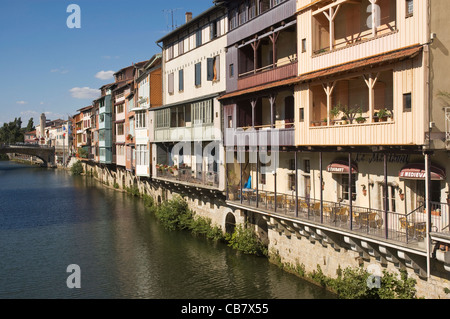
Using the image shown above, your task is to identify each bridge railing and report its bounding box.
[1,143,54,149]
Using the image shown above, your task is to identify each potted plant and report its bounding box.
[376,109,391,122]
[330,106,341,125]
[341,116,348,125]
[322,118,328,126]
[355,115,366,124]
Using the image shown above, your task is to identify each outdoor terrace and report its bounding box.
[227,187,450,251]
[155,164,220,189]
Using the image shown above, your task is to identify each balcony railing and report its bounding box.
[155,166,219,189]
[227,187,449,248]
[238,60,297,91]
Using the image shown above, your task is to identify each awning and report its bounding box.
[327,160,358,174]
[399,163,446,181]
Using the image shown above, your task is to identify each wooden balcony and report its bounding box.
[238,60,297,91]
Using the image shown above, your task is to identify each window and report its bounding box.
[179,69,184,92]
[406,0,413,17]
[195,62,202,87]
[248,0,257,19]
[342,175,356,201]
[155,108,170,128]
[229,64,234,78]
[135,112,147,129]
[299,108,304,122]
[168,72,174,95]
[192,99,212,125]
[210,21,218,40]
[196,29,202,47]
[136,145,149,166]
[238,3,247,25]
[260,0,270,14]
[272,0,283,7]
[228,116,233,128]
[116,123,124,135]
[167,45,174,60]
[304,159,310,174]
[288,174,295,191]
[178,39,184,55]
[403,93,412,112]
[116,104,124,114]
[260,172,266,185]
[302,39,307,53]
[207,56,220,82]
[229,8,238,30]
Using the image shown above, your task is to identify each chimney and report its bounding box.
[185,12,192,23]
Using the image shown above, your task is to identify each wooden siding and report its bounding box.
[225,127,295,147]
[238,62,298,91]
[295,55,427,146]
[298,0,429,75]
[227,0,297,46]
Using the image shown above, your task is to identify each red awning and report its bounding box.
[327,160,358,174]
[399,163,446,181]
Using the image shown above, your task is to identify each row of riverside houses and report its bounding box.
[65,0,450,292]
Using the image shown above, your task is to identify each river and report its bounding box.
[0,161,335,300]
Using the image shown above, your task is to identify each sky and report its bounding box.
[0,0,214,128]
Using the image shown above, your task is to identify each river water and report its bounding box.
[0,161,334,299]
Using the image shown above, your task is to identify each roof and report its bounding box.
[219,44,423,101]
[156,4,225,44]
[113,61,148,76]
[77,105,94,112]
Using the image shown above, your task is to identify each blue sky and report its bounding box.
[0,0,213,128]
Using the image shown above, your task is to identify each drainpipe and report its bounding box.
[425,152,431,279]
[295,150,298,218]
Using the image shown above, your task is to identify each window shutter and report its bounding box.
[214,56,220,81]
[168,73,174,94]
[179,69,184,91]
[207,58,214,81]
[195,62,201,86]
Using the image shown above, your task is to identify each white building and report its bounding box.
[152,7,228,191]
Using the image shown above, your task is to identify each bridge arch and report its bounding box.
[0,145,55,167]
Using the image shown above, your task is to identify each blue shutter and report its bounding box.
[195,63,201,86]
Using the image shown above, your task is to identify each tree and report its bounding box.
[25,118,34,133]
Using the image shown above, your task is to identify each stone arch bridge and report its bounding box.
[0,144,55,167]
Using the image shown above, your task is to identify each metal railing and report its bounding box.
[156,167,219,188]
[226,188,444,246]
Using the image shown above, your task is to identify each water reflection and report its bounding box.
[0,161,334,299]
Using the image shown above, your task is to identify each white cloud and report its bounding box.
[101,55,120,60]
[20,110,39,117]
[16,101,28,105]
[69,87,100,100]
[95,70,115,80]
[51,68,69,74]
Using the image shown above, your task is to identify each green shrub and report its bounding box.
[155,195,192,231]
[70,161,83,176]
[225,224,268,256]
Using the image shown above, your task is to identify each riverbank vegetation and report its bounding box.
[270,251,418,299]
[70,161,83,176]
[142,194,266,254]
